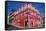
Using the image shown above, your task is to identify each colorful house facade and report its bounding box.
[9,4,43,28]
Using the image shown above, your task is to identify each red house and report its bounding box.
[9,4,42,28]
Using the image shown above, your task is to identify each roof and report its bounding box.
[10,4,40,17]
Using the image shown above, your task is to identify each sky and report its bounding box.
[7,2,45,16]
